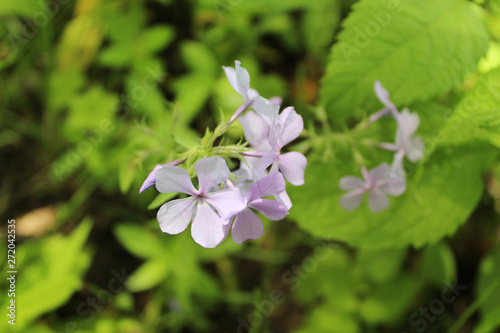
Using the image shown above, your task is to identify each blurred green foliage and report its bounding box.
[1,0,500,332]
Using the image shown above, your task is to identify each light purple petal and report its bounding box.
[252,96,275,121]
[231,208,264,244]
[278,152,307,186]
[339,176,364,190]
[397,108,420,137]
[195,156,230,193]
[248,88,259,99]
[406,135,424,162]
[247,172,286,203]
[155,166,197,195]
[255,150,279,180]
[249,199,288,220]
[279,107,303,147]
[235,60,250,97]
[239,111,270,151]
[206,187,246,221]
[340,188,365,211]
[191,203,227,248]
[223,66,240,95]
[274,190,292,210]
[368,189,390,212]
[374,80,392,107]
[383,173,406,196]
[157,197,196,234]
[139,164,166,193]
[366,163,390,184]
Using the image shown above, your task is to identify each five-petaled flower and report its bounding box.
[255,106,308,186]
[229,172,288,243]
[155,156,245,248]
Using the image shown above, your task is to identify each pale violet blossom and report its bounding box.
[155,156,245,248]
[234,156,292,209]
[395,108,424,162]
[255,106,307,186]
[339,163,406,212]
[229,172,288,243]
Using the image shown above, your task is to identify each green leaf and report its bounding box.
[0,0,45,16]
[141,25,175,54]
[289,150,492,249]
[321,0,488,121]
[126,256,171,292]
[118,157,138,193]
[474,247,500,333]
[114,222,164,259]
[355,248,407,284]
[148,192,178,209]
[420,242,456,285]
[302,0,342,59]
[431,67,500,151]
[359,274,420,324]
[64,85,117,141]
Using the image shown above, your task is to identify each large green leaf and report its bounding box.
[321,0,488,121]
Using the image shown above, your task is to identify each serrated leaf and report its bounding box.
[432,67,500,151]
[321,0,488,121]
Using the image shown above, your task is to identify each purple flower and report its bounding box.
[339,163,406,212]
[229,172,288,243]
[155,156,245,248]
[223,60,259,101]
[234,156,292,209]
[395,108,424,162]
[256,106,307,186]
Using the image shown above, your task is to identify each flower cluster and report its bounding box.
[339,81,423,212]
[140,61,306,247]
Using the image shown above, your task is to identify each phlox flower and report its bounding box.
[339,163,406,212]
[234,156,292,209]
[229,172,288,243]
[155,156,245,248]
[394,108,424,162]
[255,106,307,186]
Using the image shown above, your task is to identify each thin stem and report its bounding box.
[241,151,266,158]
[379,142,400,151]
[166,158,186,167]
[227,99,253,126]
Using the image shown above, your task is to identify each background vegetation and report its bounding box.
[1,0,500,332]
